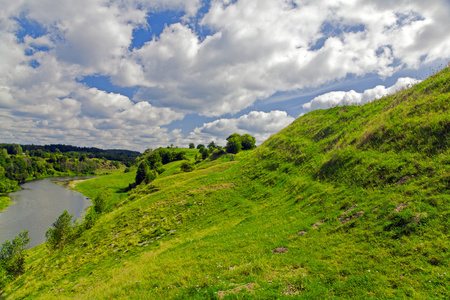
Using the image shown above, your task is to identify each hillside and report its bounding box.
[1,66,449,299]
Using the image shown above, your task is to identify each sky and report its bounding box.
[1,0,449,152]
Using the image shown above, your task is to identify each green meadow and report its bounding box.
[1,67,450,299]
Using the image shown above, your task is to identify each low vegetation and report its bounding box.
[0,230,30,282]
[1,67,449,298]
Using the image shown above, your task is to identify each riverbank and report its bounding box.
[0,177,93,248]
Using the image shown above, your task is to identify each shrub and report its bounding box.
[180,161,195,172]
[145,170,158,184]
[83,208,98,230]
[45,210,75,250]
[200,147,210,159]
[0,230,30,277]
[93,192,109,214]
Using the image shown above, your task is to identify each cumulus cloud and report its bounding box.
[190,111,295,145]
[0,0,449,150]
[302,77,421,112]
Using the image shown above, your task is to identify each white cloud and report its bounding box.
[0,0,449,150]
[190,110,295,145]
[302,77,421,112]
[123,0,450,117]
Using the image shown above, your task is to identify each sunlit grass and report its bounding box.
[2,67,450,299]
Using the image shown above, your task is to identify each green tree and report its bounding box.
[208,141,217,150]
[225,134,242,154]
[241,134,256,150]
[147,151,162,169]
[45,210,74,250]
[197,144,205,149]
[135,161,150,185]
[0,230,30,277]
[200,147,210,159]
[189,143,195,149]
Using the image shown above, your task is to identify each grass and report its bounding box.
[0,196,10,211]
[2,67,450,299]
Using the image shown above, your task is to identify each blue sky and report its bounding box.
[1,0,449,152]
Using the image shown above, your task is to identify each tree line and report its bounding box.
[0,144,123,194]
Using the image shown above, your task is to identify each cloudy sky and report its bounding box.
[1,0,449,152]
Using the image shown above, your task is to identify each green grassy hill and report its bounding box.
[2,67,450,299]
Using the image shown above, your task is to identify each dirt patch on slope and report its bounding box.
[217,283,259,299]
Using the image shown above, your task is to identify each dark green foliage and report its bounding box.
[0,230,30,277]
[159,148,173,164]
[145,148,187,172]
[225,133,256,153]
[208,141,218,149]
[145,170,158,184]
[153,162,165,174]
[135,161,150,185]
[199,147,210,159]
[226,134,242,154]
[45,210,74,250]
[147,151,162,169]
[189,143,195,149]
[180,161,195,172]
[241,134,256,150]
[197,144,205,149]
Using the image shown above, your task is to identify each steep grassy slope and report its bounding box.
[2,67,450,299]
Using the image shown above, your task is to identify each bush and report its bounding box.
[145,170,158,184]
[0,230,30,277]
[135,161,150,185]
[45,210,75,250]
[200,147,210,159]
[83,208,98,230]
[93,191,109,214]
[180,161,195,172]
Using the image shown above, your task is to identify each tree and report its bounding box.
[189,143,195,149]
[241,134,256,150]
[225,134,242,154]
[200,147,210,160]
[45,210,74,250]
[147,151,162,169]
[208,141,217,150]
[0,230,30,277]
[197,144,205,149]
[135,161,150,185]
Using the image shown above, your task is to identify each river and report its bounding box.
[0,176,93,248]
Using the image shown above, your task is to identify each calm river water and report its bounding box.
[0,177,93,248]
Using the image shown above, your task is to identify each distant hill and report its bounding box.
[2,66,449,299]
